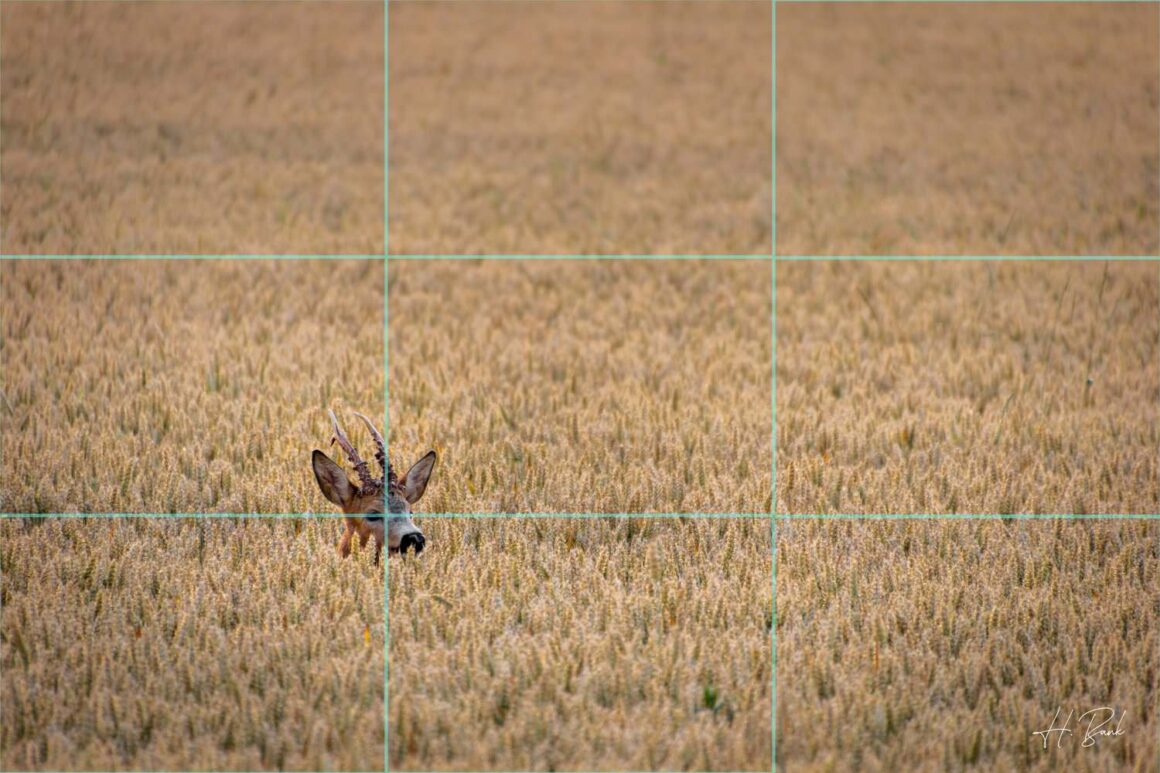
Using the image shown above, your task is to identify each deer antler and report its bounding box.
[352,412,387,479]
[328,410,380,493]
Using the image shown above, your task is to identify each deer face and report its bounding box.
[386,451,437,555]
[312,410,436,561]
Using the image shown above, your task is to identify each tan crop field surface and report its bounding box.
[389,517,772,771]
[1,260,383,513]
[389,1,771,255]
[776,518,1159,772]
[1,1,383,255]
[388,260,771,513]
[776,261,1159,514]
[777,3,1160,255]
[0,517,385,771]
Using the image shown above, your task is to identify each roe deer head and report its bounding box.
[311,410,435,563]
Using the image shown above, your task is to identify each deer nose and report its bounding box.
[399,533,425,555]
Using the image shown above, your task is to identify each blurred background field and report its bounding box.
[777,3,1159,255]
[776,261,1158,514]
[0,1,383,254]
[0,517,385,771]
[777,518,1158,772]
[389,1,771,255]
[0,260,383,513]
[388,260,772,513]
[389,517,772,771]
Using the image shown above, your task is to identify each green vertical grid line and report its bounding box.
[0,1,5,259]
[382,1,391,771]
[389,0,394,258]
[769,253,778,773]
[770,0,778,769]
[770,0,777,261]
[382,256,390,773]
[771,517,777,773]
[382,260,390,773]
[770,265,777,521]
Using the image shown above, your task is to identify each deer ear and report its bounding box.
[313,450,355,507]
[402,451,437,504]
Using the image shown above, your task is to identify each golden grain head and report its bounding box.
[1,260,383,514]
[388,517,774,771]
[0,2,383,255]
[776,519,1159,771]
[777,4,1159,255]
[0,517,385,771]
[777,262,1159,515]
[388,2,770,255]
[388,260,772,515]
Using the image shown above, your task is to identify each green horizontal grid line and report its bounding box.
[0,254,387,261]
[404,512,776,518]
[388,253,772,261]
[0,512,778,519]
[12,0,1124,3]
[775,254,1160,261]
[4,255,1150,264]
[0,513,369,519]
[6,512,1154,518]
[773,512,1160,519]
[13,0,1097,3]
[777,0,1159,3]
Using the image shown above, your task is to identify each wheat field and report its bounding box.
[776,261,1159,514]
[776,518,1159,772]
[388,517,773,771]
[388,260,772,514]
[0,260,383,514]
[388,1,771,255]
[0,1,383,255]
[4,6,1157,773]
[0,517,385,771]
[777,3,1159,255]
